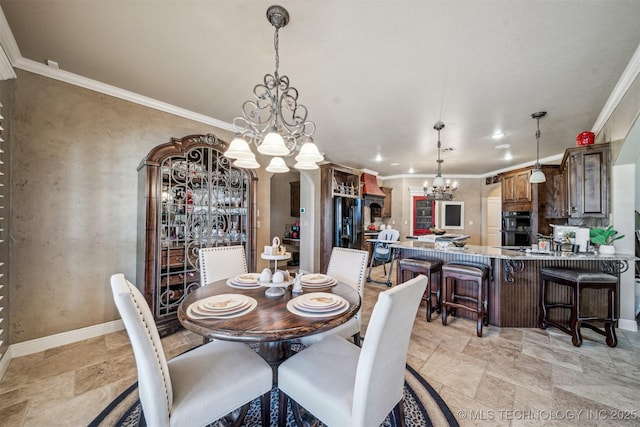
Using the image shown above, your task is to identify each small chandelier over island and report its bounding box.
[424,121,458,201]
[224,5,324,173]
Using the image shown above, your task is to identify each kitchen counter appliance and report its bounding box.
[334,196,363,250]
[501,211,531,246]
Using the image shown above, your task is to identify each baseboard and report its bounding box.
[0,346,12,382]
[618,318,638,332]
[9,319,125,358]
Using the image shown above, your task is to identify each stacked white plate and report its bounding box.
[226,273,262,289]
[299,273,336,289]
[187,294,257,319]
[287,292,348,318]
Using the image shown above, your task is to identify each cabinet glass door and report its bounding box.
[157,147,249,317]
[413,197,435,235]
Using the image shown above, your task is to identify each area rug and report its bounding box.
[89,363,458,427]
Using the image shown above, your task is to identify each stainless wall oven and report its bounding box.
[501,211,532,246]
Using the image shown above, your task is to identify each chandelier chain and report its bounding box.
[274,27,280,77]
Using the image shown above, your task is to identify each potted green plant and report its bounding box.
[590,226,624,255]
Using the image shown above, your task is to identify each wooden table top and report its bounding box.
[178,279,361,343]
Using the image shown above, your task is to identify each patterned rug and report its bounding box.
[89,363,458,427]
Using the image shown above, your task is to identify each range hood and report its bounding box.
[361,173,385,208]
[361,173,385,197]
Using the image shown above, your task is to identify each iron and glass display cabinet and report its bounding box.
[413,197,435,235]
[137,134,257,335]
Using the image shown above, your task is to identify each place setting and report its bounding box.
[298,273,337,289]
[226,273,262,289]
[287,292,348,318]
[187,293,257,319]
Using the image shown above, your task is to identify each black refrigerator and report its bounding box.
[334,196,363,249]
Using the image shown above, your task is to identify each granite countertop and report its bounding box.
[391,240,637,261]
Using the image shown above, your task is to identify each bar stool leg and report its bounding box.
[605,287,618,347]
[539,278,548,329]
[441,277,449,326]
[474,277,482,337]
[570,285,582,347]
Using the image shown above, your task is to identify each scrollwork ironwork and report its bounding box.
[503,259,525,283]
[599,259,629,275]
[156,145,249,317]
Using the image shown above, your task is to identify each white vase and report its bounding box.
[598,244,615,255]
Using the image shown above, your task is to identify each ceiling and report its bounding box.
[1,0,639,178]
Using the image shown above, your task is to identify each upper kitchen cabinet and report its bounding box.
[381,186,392,217]
[500,167,532,211]
[560,143,610,219]
[330,165,362,198]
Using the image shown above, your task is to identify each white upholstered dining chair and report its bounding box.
[110,273,272,427]
[199,245,248,287]
[298,247,369,346]
[277,274,427,427]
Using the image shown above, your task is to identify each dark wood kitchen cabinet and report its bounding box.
[381,186,392,217]
[319,164,362,272]
[501,167,532,211]
[500,165,563,238]
[136,134,257,335]
[560,143,610,218]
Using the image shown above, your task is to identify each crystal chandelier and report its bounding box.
[224,5,324,173]
[529,111,547,183]
[424,121,458,201]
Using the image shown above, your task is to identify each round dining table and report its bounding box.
[177,277,361,383]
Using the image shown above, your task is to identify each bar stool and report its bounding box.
[539,268,618,347]
[441,262,490,337]
[397,257,442,321]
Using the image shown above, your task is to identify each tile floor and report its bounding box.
[0,266,639,426]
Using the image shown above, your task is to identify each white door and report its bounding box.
[486,196,501,247]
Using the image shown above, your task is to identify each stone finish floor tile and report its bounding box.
[0,265,638,426]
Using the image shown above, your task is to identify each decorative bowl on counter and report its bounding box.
[452,239,468,248]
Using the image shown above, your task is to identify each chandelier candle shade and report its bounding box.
[424,121,457,201]
[225,5,324,172]
[530,111,547,184]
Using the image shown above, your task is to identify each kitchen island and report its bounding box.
[391,240,637,330]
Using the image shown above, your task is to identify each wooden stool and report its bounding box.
[398,258,443,321]
[441,262,490,337]
[539,268,618,347]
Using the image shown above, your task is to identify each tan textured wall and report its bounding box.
[9,70,275,342]
[380,176,484,245]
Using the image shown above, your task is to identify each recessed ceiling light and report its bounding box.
[491,131,505,140]
[494,143,511,149]
[375,154,382,162]
[504,152,513,161]
[408,167,415,174]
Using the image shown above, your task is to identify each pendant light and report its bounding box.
[226,5,324,172]
[424,121,457,201]
[530,111,547,184]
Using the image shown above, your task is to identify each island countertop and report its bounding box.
[391,240,636,261]
[391,240,636,331]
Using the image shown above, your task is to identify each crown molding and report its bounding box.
[592,43,640,134]
[13,57,236,131]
